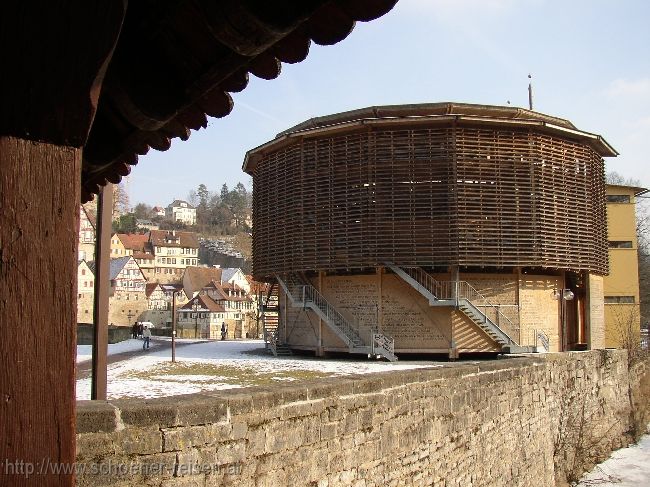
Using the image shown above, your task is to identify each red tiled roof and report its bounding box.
[201,280,228,301]
[145,283,162,298]
[180,295,226,313]
[119,233,150,251]
[81,204,97,228]
[150,230,199,248]
[183,266,223,291]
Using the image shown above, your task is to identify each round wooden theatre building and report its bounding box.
[244,103,616,360]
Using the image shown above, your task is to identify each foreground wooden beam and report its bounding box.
[0,137,81,486]
[91,185,114,400]
[0,2,127,484]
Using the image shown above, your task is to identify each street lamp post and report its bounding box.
[171,291,181,363]
[193,300,200,339]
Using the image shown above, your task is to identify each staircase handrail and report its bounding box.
[400,266,447,300]
[277,273,363,346]
[536,329,550,351]
[456,280,516,338]
[301,284,361,344]
[266,325,279,355]
[371,329,396,359]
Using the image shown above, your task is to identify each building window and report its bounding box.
[604,296,636,304]
[609,241,633,248]
[607,194,631,203]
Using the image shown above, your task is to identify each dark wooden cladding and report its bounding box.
[251,124,608,279]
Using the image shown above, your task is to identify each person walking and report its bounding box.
[132,322,138,339]
[142,325,151,350]
[221,322,228,341]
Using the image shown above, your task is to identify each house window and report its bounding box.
[604,296,636,304]
[81,269,86,276]
[607,194,630,203]
[609,241,633,248]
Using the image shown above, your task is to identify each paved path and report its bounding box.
[75,338,204,380]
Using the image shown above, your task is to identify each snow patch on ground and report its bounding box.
[76,339,158,363]
[576,427,650,486]
[76,339,436,400]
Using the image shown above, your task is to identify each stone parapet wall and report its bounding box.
[76,350,641,486]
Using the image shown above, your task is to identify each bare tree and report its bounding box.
[112,182,130,220]
[606,171,641,187]
[611,305,647,366]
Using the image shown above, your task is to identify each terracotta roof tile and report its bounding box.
[180,295,226,313]
[150,230,199,248]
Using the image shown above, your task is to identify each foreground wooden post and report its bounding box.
[0,2,126,483]
[0,137,81,485]
[91,184,114,400]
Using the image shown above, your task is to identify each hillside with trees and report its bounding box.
[112,181,253,262]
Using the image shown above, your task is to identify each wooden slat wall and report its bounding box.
[251,123,608,280]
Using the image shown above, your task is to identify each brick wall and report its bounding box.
[76,350,642,486]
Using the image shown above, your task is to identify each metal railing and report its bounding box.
[301,284,363,346]
[400,267,518,342]
[267,326,279,355]
[457,281,515,328]
[277,274,364,348]
[371,330,395,359]
[536,330,550,351]
[399,266,453,300]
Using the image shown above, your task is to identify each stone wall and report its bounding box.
[75,350,642,487]
[108,290,149,326]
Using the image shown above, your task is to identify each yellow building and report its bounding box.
[110,233,129,257]
[150,230,199,283]
[604,184,647,347]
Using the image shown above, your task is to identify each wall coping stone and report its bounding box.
[76,351,627,431]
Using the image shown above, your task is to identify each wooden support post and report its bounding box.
[91,184,113,400]
[0,137,81,486]
[317,271,324,356]
[377,266,383,332]
[171,292,177,362]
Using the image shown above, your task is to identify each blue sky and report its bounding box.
[129,0,650,205]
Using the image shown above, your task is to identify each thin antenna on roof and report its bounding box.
[528,74,534,111]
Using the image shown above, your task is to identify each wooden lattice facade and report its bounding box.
[245,104,615,280]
